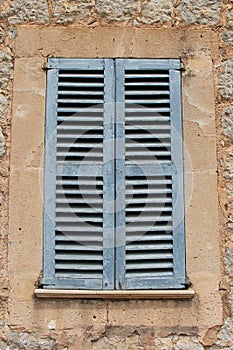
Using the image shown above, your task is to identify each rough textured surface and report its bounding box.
[1,0,49,24]
[0,127,5,157]
[222,8,233,47]
[0,0,232,348]
[6,332,57,350]
[92,334,144,349]
[222,106,233,140]
[175,336,204,349]
[52,0,94,24]
[210,318,233,349]
[177,0,222,25]
[223,152,233,180]
[218,59,233,100]
[140,0,173,24]
[225,248,233,274]
[0,49,13,91]
[152,336,205,349]
[96,0,137,21]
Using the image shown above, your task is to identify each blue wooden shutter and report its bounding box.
[43,58,115,289]
[115,59,186,289]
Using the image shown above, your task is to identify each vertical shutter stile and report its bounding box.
[169,68,186,283]
[102,59,115,289]
[43,67,58,281]
[115,60,126,289]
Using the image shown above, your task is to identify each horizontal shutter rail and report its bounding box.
[55,253,102,260]
[125,164,172,177]
[55,234,103,242]
[57,133,103,138]
[57,107,103,112]
[57,117,103,122]
[56,198,102,205]
[123,59,182,70]
[125,107,170,113]
[126,225,173,232]
[56,208,103,214]
[125,134,170,139]
[125,90,170,95]
[56,217,103,223]
[125,188,172,194]
[125,178,171,184]
[126,200,172,206]
[57,125,103,130]
[125,142,171,148]
[125,125,171,131]
[125,117,170,122]
[58,99,103,104]
[56,178,102,184]
[126,241,173,248]
[48,58,105,69]
[126,151,170,157]
[56,189,103,194]
[55,244,103,251]
[126,216,172,222]
[125,99,170,104]
[58,73,104,78]
[56,151,102,157]
[55,263,103,270]
[56,225,103,232]
[125,73,169,78]
[126,262,173,269]
[126,253,173,260]
[57,143,102,148]
[58,90,104,96]
[125,272,173,279]
[125,82,169,86]
[57,164,102,177]
[58,82,104,88]
[44,277,103,285]
[126,207,172,213]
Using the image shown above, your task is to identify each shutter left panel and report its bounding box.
[43,58,112,289]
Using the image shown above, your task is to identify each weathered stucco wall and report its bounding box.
[0,0,233,349]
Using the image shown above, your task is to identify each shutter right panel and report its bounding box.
[116,59,186,290]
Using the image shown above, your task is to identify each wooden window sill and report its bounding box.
[35,289,195,300]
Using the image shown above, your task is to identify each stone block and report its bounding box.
[222,8,233,46]
[218,59,233,99]
[0,126,5,157]
[177,0,222,25]
[225,248,233,274]
[96,0,137,21]
[140,0,173,24]
[210,318,233,349]
[222,106,233,140]
[1,0,49,24]
[52,0,94,24]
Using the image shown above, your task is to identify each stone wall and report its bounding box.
[0,0,233,349]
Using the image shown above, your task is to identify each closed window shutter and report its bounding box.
[43,59,115,289]
[115,59,186,289]
[43,58,185,290]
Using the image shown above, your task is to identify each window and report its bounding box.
[42,58,186,290]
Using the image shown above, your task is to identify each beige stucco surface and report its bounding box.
[9,27,222,343]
